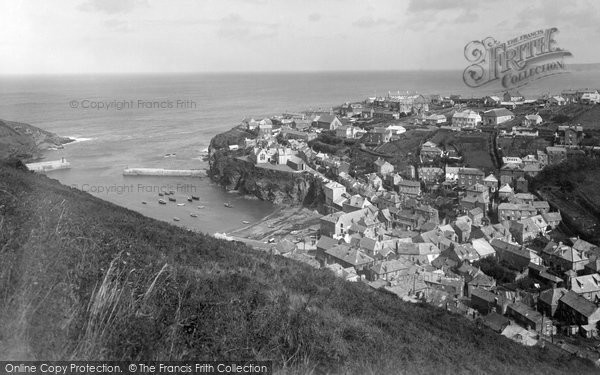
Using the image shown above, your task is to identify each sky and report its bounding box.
[0,0,599,74]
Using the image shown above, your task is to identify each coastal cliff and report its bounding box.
[0,119,73,161]
[208,127,325,207]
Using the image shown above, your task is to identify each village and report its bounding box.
[213,88,600,362]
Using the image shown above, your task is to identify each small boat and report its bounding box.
[169,190,175,195]
[190,213,198,218]
[158,192,164,197]
[242,220,250,224]
[224,202,233,208]
[159,199,167,205]
[191,195,200,200]
[168,197,176,202]
[187,197,193,202]
[177,203,185,206]
[142,201,147,204]
[197,206,205,209]
[173,217,180,221]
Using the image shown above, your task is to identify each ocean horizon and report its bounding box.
[1,70,599,234]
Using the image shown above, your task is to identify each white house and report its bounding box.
[482,108,515,126]
[452,110,482,129]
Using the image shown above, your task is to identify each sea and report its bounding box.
[1,70,598,234]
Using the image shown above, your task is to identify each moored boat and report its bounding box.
[168,197,176,202]
[159,199,167,205]
[177,203,185,206]
[191,195,200,200]
[173,217,180,221]
[224,202,233,208]
[190,213,198,218]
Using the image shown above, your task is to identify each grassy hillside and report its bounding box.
[0,161,596,374]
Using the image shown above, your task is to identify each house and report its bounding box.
[578,89,600,104]
[396,242,441,264]
[546,146,567,165]
[257,119,273,136]
[481,312,511,334]
[471,287,497,314]
[498,184,514,200]
[368,127,394,144]
[549,96,566,106]
[484,96,502,106]
[343,194,373,213]
[445,166,461,182]
[453,217,472,243]
[483,174,499,193]
[249,147,271,164]
[320,206,382,239]
[426,114,447,125]
[507,218,542,245]
[324,244,374,272]
[373,157,394,176]
[503,90,524,102]
[323,181,346,212]
[314,114,342,130]
[471,238,495,259]
[507,302,550,332]
[497,203,537,221]
[457,167,485,188]
[445,243,479,264]
[538,288,568,317]
[542,241,589,274]
[468,273,496,297]
[542,212,561,229]
[452,110,482,129]
[286,156,306,171]
[396,180,421,197]
[491,239,530,272]
[368,259,414,281]
[522,114,543,126]
[460,183,490,213]
[557,125,584,146]
[418,167,444,184]
[569,274,600,303]
[420,141,444,160]
[557,290,600,328]
[482,108,515,126]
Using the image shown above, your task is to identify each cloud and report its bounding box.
[308,13,321,22]
[78,0,148,15]
[216,13,279,40]
[352,16,394,28]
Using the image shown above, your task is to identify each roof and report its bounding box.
[316,114,338,124]
[508,302,543,322]
[471,238,496,258]
[482,312,511,332]
[325,245,374,266]
[458,167,485,176]
[559,290,600,318]
[570,274,600,294]
[317,235,339,250]
[370,259,412,275]
[483,174,498,182]
[483,108,515,117]
[539,288,568,306]
[542,212,562,222]
[471,287,496,303]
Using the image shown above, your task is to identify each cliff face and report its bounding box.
[0,119,73,161]
[209,149,325,206]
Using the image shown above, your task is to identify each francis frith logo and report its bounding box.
[463,27,572,89]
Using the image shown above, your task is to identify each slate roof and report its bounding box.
[559,290,600,318]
